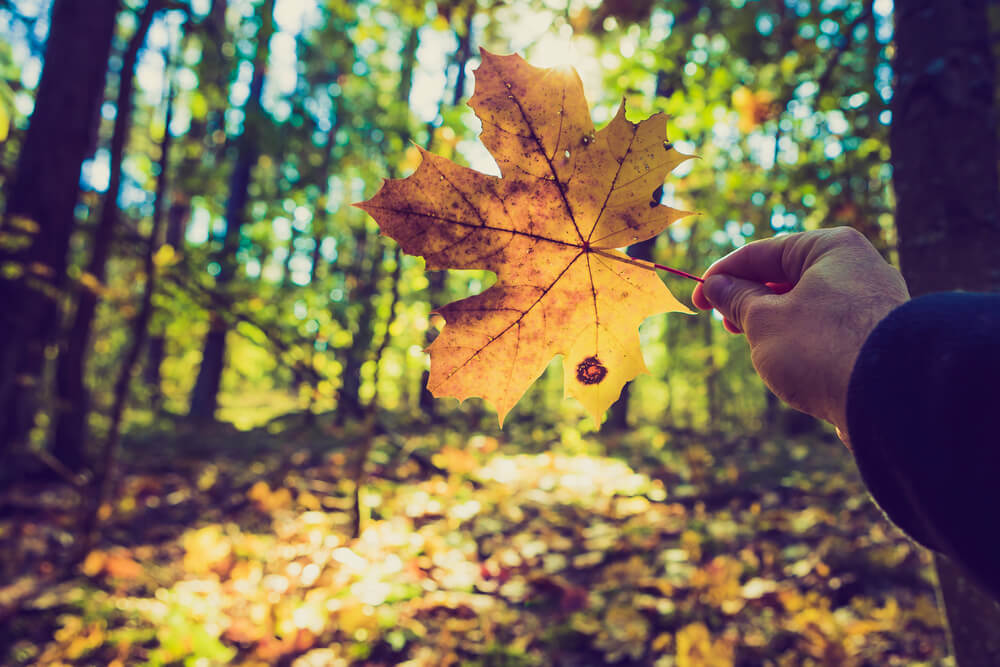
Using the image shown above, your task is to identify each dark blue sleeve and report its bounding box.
[846,292,1000,601]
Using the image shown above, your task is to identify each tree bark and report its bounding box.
[50,0,160,470]
[188,0,275,419]
[890,1,1000,663]
[0,0,120,460]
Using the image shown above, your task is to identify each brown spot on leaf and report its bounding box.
[576,356,607,385]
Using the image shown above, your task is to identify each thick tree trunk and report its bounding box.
[50,0,160,470]
[188,0,275,419]
[0,0,119,460]
[890,1,1000,663]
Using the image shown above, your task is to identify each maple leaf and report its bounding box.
[356,49,695,426]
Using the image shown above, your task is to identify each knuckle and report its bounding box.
[829,226,867,246]
[735,295,769,332]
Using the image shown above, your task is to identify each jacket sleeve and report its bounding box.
[846,292,1000,601]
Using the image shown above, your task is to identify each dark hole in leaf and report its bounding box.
[576,356,607,385]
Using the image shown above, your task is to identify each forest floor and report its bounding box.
[0,417,950,666]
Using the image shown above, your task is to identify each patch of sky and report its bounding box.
[819,18,838,36]
[671,141,697,177]
[245,257,261,278]
[176,68,198,91]
[875,62,892,102]
[878,109,891,125]
[20,56,40,89]
[320,238,337,263]
[81,148,111,192]
[136,49,167,104]
[668,223,691,243]
[874,10,892,42]
[211,215,226,238]
[712,115,739,150]
[748,134,776,170]
[756,13,775,36]
[778,135,799,165]
[169,101,191,136]
[229,60,255,109]
[293,206,312,230]
[187,207,211,244]
[409,25,455,124]
[261,261,282,283]
[14,91,34,117]
[846,91,868,108]
[458,139,501,178]
[265,31,299,103]
[824,137,842,159]
[289,253,312,276]
[649,8,673,41]
[273,217,292,241]
[620,26,639,59]
[825,109,848,134]
[225,107,245,136]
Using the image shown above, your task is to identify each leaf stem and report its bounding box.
[592,248,704,283]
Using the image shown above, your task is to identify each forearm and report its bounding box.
[846,292,1000,600]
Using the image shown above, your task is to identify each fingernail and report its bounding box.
[702,274,732,307]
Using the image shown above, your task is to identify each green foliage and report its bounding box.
[1,0,898,433]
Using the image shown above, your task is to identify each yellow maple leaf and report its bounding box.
[357,50,695,425]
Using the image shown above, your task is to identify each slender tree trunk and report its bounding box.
[606,236,657,429]
[336,235,382,424]
[416,17,473,421]
[188,0,275,419]
[890,1,1000,663]
[81,67,178,555]
[0,0,120,461]
[50,0,160,470]
[144,202,188,409]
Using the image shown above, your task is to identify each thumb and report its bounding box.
[702,274,775,333]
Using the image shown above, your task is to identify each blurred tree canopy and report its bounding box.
[0,0,902,460]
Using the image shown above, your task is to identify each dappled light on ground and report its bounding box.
[2,428,946,665]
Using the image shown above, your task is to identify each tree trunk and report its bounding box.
[0,0,120,460]
[606,236,657,430]
[81,67,179,555]
[50,0,160,470]
[890,1,1000,663]
[144,201,188,410]
[188,0,275,419]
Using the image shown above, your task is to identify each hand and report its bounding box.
[692,227,910,440]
